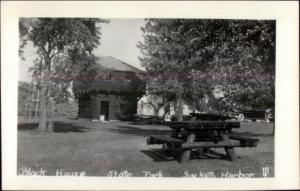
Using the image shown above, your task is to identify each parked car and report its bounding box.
[115,113,136,121]
[265,108,274,122]
[235,108,274,122]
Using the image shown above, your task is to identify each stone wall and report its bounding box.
[78,93,123,120]
[92,94,122,120]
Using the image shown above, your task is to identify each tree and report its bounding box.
[138,19,275,119]
[199,20,275,110]
[138,19,191,120]
[142,94,167,117]
[119,77,146,115]
[19,18,108,131]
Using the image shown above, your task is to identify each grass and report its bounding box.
[17,117,274,177]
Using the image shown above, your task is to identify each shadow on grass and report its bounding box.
[68,117,78,120]
[230,131,274,137]
[191,149,228,160]
[107,125,172,137]
[141,149,178,162]
[53,122,90,133]
[18,122,90,133]
[17,122,38,130]
[142,149,232,162]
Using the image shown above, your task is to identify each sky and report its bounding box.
[19,19,146,82]
[94,19,145,70]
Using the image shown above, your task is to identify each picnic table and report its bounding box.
[147,121,259,162]
[190,112,233,121]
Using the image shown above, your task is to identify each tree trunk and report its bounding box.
[47,120,54,132]
[38,58,52,131]
[38,86,48,131]
[162,103,170,119]
[154,108,160,117]
[178,99,183,121]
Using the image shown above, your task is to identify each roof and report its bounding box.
[98,56,145,73]
[73,56,146,94]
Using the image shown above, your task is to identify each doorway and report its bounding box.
[100,101,110,121]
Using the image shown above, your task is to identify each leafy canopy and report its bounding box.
[138,19,275,111]
[19,18,109,103]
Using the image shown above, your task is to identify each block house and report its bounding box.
[73,56,146,121]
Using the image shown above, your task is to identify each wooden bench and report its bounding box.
[147,134,259,162]
[228,135,259,147]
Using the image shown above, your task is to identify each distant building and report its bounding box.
[73,56,145,121]
[137,95,212,118]
[137,96,192,117]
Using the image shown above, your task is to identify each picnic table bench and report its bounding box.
[147,121,259,162]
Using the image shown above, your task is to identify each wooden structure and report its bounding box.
[73,56,145,121]
[24,76,55,118]
[147,121,259,162]
[190,112,233,121]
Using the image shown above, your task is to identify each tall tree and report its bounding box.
[19,18,108,131]
[138,19,194,120]
[138,19,275,118]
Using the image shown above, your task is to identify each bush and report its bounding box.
[54,101,78,118]
[115,112,136,121]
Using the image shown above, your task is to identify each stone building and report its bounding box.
[73,56,145,121]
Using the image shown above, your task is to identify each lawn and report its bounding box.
[17,117,274,177]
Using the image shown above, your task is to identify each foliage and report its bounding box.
[141,94,167,116]
[54,100,78,117]
[138,19,275,111]
[18,81,31,116]
[19,18,108,130]
[120,79,146,115]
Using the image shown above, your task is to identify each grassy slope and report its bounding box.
[17,119,274,177]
